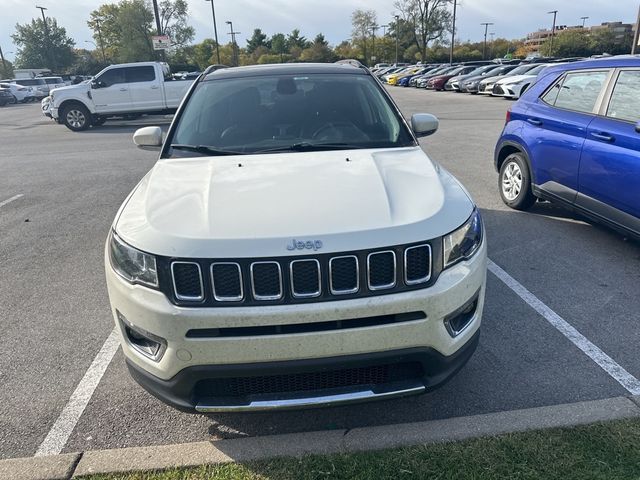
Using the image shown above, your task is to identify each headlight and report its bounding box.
[108,231,158,287]
[443,210,483,269]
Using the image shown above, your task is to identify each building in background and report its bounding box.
[524,21,635,54]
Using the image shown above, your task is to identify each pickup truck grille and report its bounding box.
[166,242,437,307]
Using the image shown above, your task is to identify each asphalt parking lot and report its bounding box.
[1,87,639,461]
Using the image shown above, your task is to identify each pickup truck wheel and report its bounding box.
[499,152,536,210]
[62,104,91,131]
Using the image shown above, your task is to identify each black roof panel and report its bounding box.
[204,62,366,81]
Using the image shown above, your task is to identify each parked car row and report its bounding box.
[373,57,590,100]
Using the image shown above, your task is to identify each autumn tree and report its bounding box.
[394,0,453,61]
[351,9,377,64]
[159,0,195,47]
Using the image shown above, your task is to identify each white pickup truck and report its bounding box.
[45,62,195,131]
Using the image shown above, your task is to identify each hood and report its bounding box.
[497,74,536,85]
[115,147,474,258]
[480,75,503,84]
[50,83,88,95]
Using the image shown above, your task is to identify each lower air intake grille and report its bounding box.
[194,362,424,398]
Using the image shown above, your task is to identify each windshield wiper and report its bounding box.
[170,144,246,156]
[254,142,365,153]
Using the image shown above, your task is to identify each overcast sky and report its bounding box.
[0,0,636,62]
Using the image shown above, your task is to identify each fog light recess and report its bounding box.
[117,310,167,361]
[444,291,480,337]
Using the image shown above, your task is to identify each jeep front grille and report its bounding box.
[163,241,436,307]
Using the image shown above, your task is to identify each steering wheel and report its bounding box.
[311,121,358,141]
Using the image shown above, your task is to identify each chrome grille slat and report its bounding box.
[404,244,432,285]
[290,259,321,298]
[171,261,204,301]
[367,251,397,291]
[329,255,359,295]
[168,242,434,305]
[211,262,243,301]
[250,261,283,301]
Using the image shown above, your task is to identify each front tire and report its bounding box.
[61,103,91,131]
[499,152,536,210]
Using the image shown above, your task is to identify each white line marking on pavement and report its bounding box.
[35,328,120,457]
[488,259,640,396]
[0,194,23,208]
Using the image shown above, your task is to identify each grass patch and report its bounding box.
[81,418,640,480]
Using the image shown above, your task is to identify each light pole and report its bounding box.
[481,22,494,60]
[371,24,378,65]
[450,0,457,65]
[581,16,589,28]
[205,0,221,64]
[85,39,106,63]
[226,21,240,66]
[35,5,54,70]
[394,14,400,65]
[548,10,558,57]
[633,4,640,55]
[0,45,6,71]
[489,32,495,58]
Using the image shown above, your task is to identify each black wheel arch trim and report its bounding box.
[494,140,537,187]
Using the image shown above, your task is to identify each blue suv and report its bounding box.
[494,56,640,239]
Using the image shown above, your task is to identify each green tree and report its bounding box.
[0,59,14,79]
[387,17,416,62]
[589,28,633,55]
[188,38,219,69]
[12,17,76,71]
[246,28,270,54]
[159,0,195,47]
[271,33,287,61]
[300,34,337,63]
[394,0,453,61]
[542,29,591,57]
[88,0,156,64]
[286,29,309,50]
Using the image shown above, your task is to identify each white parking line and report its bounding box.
[35,328,120,457]
[0,194,23,208]
[488,259,640,395]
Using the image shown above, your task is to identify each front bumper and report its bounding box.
[106,239,487,411]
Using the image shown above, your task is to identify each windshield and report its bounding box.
[169,73,415,157]
[508,65,536,76]
[527,64,551,76]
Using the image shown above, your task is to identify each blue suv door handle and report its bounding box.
[591,132,614,142]
[526,118,543,126]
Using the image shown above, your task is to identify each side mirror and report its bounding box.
[133,126,163,150]
[411,113,439,138]
[91,81,104,89]
[636,122,640,134]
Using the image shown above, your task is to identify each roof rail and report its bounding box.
[203,64,229,75]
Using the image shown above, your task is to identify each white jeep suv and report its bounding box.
[105,63,487,412]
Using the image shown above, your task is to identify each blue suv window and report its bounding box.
[606,70,640,123]
[541,71,609,114]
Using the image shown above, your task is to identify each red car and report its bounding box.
[426,65,477,91]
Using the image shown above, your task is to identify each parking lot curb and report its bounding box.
[2,396,639,479]
[0,452,80,480]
